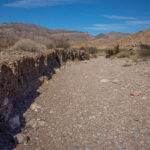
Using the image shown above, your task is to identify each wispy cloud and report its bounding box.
[102,15,136,20]
[84,20,150,32]
[4,0,78,8]
[127,20,150,25]
[84,24,127,31]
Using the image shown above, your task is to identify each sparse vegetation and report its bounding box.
[0,36,19,50]
[12,39,46,52]
[105,44,120,58]
[84,53,90,60]
[80,46,100,58]
[46,39,71,49]
[115,50,130,58]
[136,44,150,58]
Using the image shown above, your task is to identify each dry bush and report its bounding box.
[12,39,46,52]
[47,39,71,49]
[105,44,120,58]
[0,36,19,49]
[130,44,150,59]
[80,47,99,54]
[115,51,130,58]
[136,44,150,57]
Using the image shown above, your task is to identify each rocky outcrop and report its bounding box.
[0,49,87,131]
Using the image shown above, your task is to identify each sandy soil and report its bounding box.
[15,56,150,150]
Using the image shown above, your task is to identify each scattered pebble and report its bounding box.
[26,119,46,129]
[130,91,142,96]
[112,79,120,84]
[142,96,147,100]
[134,117,139,121]
[15,134,29,144]
[100,79,109,83]
[30,103,41,112]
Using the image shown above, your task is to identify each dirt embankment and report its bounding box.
[0,49,87,131]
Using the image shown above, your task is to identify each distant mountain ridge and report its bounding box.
[0,23,130,45]
[95,32,131,40]
[88,29,150,51]
[0,23,95,44]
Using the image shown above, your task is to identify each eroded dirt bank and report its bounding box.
[0,49,87,136]
[15,57,150,150]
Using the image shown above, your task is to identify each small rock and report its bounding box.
[134,118,139,121]
[49,110,54,114]
[26,119,46,129]
[130,91,142,96]
[15,134,29,144]
[55,68,60,73]
[38,121,45,127]
[30,103,41,112]
[142,96,147,100]
[113,89,118,92]
[9,115,20,130]
[100,79,109,83]
[26,119,37,128]
[112,79,120,84]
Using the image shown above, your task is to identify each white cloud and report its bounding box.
[84,20,150,32]
[84,24,127,31]
[102,15,136,20]
[127,20,150,25]
[4,0,78,8]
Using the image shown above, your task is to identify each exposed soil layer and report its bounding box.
[14,57,150,150]
[0,49,87,137]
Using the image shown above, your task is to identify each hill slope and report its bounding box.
[95,32,130,40]
[89,29,150,51]
[0,23,95,45]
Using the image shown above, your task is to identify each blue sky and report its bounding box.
[0,0,150,35]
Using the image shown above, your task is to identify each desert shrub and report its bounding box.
[84,53,90,60]
[46,43,54,49]
[85,47,99,54]
[138,49,150,57]
[105,44,120,58]
[137,44,150,57]
[46,39,71,49]
[115,51,130,58]
[12,39,46,52]
[0,36,19,49]
[79,46,86,50]
[139,44,150,50]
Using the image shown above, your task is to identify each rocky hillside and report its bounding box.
[95,32,130,40]
[117,29,150,50]
[89,29,150,51]
[0,23,131,49]
[0,23,95,45]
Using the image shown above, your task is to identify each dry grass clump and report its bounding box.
[105,44,120,58]
[0,36,19,50]
[80,46,101,58]
[46,39,71,49]
[136,44,150,58]
[115,50,130,58]
[12,39,46,52]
